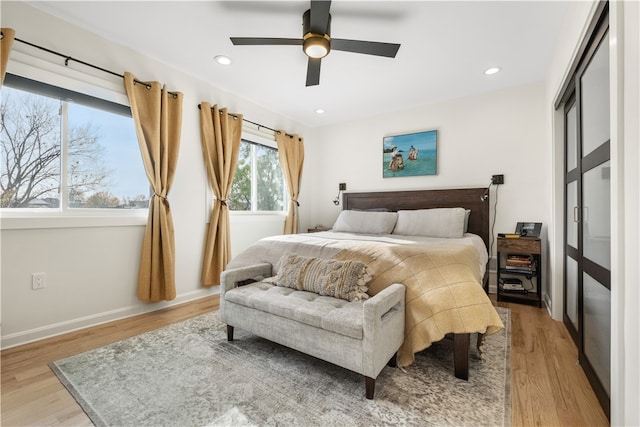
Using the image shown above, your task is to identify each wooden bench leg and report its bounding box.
[365,376,375,400]
[453,333,470,380]
[227,325,234,341]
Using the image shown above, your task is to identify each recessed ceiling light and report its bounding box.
[315,108,326,114]
[484,66,502,75]
[214,55,232,65]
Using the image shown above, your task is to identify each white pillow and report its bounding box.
[332,210,398,234]
[393,208,467,238]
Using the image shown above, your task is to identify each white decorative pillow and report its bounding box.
[393,207,467,238]
[331,210,398,234]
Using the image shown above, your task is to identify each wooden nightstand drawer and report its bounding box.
[497,237,541,254]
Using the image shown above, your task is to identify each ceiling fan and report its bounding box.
[230,0,401,87]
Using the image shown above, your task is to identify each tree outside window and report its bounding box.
[228,139,285,212]
[1,83,148,209]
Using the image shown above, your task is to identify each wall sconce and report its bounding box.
[480,183,490,201]
[481,174,504,201]
[333,182,347,205]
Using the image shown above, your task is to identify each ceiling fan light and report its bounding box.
[303,34,330,59]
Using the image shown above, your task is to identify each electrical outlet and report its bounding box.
[491,174,504,185]
[339,183,346,191]
[32,272,46,290]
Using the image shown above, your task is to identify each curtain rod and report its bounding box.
[197,104,300,141]
[11,35,179,97]
[5,32,300,141]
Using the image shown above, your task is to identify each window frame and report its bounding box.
[1,49,147,229]
[206,126,288,218]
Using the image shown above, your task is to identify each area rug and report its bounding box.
[50,307,510,427]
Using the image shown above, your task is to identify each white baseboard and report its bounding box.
[544,292,553,314]
[1,288,218,350]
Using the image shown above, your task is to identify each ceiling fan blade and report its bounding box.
[230,37,302,46]
[306,58,321,87]
[310,0,332,34]
[331,39,400,58]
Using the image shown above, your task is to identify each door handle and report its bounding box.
[573,206,580,223]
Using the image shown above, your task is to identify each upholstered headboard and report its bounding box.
[342,188,490,252]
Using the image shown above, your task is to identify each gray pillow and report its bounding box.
[332,210,398,234]
[393,207,466,238]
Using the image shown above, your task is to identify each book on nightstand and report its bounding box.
[500,278,528,293]
[498,233,521,238]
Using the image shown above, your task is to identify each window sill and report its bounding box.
[0,212,148,230]
[229,211,287,216]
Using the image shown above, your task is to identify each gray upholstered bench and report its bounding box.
[220,262,405,399]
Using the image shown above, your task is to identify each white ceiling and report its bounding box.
[28,1,569,128]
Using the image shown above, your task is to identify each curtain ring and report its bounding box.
[133,79,152,90]
[64,57,71,66]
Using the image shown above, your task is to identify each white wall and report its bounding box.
[0,2,308,348]
[611,2,640,425]
[303,82,550,277]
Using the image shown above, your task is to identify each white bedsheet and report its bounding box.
[302,231,489,277]
[228,230,488,279]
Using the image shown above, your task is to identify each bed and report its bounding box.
[225,187,503,379]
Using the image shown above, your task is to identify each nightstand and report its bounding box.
[307,226,330,233]
[496,236,542,307]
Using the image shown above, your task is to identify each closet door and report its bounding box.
[578,28,611,407]
[564,98,580,344]
[563,15,610,417]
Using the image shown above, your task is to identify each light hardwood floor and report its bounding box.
[1,295,608,426]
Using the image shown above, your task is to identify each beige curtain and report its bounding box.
[1,28,16,87]
[199,102,243,287]
[124,72,183,302]
[276,132,304,234]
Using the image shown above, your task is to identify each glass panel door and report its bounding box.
[566,180,578,248]
[564,98,580,341]
[562,11,610,418]
[566,103,578,172]
[580,33,610,158]
[566,256,579,330]
[583,272,611,395]
[582,161,611,269]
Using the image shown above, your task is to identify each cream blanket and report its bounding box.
[331,242,504,367]
[226,232,503,367]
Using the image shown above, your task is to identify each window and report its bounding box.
[228,138,286,212]
[1,74,148,211]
